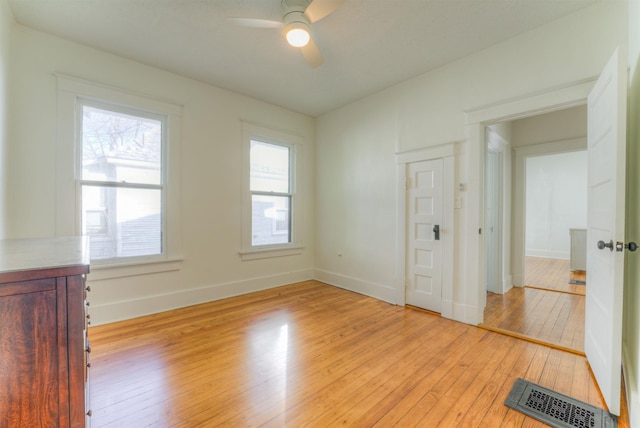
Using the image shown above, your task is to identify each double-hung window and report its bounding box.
[79,101,166,262]
[250,140,292,245]
[242,123,302,260]
[56,74,182,275]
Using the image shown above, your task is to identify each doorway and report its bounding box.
[481,106,588,354]
[396,143,454,316]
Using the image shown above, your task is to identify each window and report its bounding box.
[250,140,291,246]
[79,101,165,262]
[56,75,182,275]
[242,123,302,260]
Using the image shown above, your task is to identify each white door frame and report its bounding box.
[485,126,512,295]
[395,143,455,318]
[485,148,500,294]
[464,79,594,324]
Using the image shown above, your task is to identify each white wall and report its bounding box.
[511,105,587,147]
[8,24,316,325]
[525,151,587,259]
[0,0,12,238]
[315,2,626,322]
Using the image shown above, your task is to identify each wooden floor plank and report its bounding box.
[88,280,629,427]
[525,256,586,295]
[483,257,586,354]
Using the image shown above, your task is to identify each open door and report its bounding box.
[585,47,627,416]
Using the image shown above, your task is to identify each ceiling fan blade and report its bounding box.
[301,37,323,68]
[304,0,346,23]
[228,17,283,28]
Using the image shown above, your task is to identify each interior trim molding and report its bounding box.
[313,269,397,304]
[89,268,314,325]
[464,79,593,326]
[466,78,594,125]
[394,145,456,320]
[395,142,457,164]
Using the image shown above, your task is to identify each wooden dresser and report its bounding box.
[0,237,90,428]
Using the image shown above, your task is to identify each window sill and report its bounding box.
[239,246,303,261]
[87,257,183,281]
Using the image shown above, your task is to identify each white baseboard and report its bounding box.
[441,299,480,325]
[89,269,314,326]
[623,343,639,428]
[453,301,482,325]
[525,250,569,260]
[502,274,513,294]
[312,270,482,325]
[441,298,454,320]
[313,269,397,304]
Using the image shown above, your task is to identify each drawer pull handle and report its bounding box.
[87,410,93,417]
[85,285,91,292]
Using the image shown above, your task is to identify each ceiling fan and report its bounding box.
[230,0,346,68]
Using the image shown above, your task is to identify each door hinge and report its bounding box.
[479,228,482,235]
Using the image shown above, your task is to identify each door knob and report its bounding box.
[626,242,637,252]
[597,240,613,251]
[433,225,440,241]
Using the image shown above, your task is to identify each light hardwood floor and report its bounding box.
[88,280,629,427]
[524,257,586,295]
[482,257,586,354]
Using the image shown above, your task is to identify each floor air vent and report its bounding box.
[504,378,617,428]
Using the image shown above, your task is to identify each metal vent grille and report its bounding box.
[525,387,595,427]
[505,378,617,428]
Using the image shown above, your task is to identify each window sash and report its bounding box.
[250,193,292,246]
[80,180,163,191]
[78,98,167,184]
[81,183,164,261]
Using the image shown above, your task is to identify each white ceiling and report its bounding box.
[8,0,602,117]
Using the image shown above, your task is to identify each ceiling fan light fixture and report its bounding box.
[285,22,310,47]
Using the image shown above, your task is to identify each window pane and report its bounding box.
[252,195,290,246]
[82,185,162,260]
[250,140,289,193]
[82,105,162,185]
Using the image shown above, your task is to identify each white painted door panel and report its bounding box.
[585,47,626,416]
[406,159,443,312]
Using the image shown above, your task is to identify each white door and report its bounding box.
[406,159,443,312]
[585,47,627,416]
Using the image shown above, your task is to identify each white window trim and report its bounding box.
[240,121,303,260]
[56,74,183,278]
